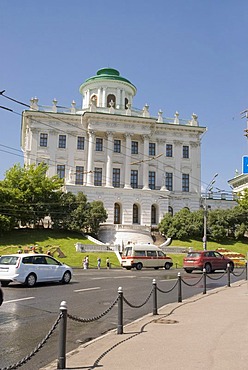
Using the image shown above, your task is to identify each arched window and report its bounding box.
[133,204,139,224]
[107,94,116,108]
[151,205,157,224]
[114,203,121,224]
[125,98,129,109]
[90,94,97,106]
[168,206,173,216]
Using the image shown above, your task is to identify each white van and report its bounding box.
[121,243,173,270]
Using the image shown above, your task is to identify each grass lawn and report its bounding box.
[0,229,120,268]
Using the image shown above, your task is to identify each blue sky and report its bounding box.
[1,0,248,192]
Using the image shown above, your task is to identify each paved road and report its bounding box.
[0,267,245,370]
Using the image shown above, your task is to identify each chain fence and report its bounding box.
[123,288,153,308]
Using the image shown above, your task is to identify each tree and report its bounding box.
[0,163,63,228]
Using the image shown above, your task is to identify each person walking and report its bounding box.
[97,257,101,269]
[86,255,89,269]
[83,257,87,270]
[106,257,110,269]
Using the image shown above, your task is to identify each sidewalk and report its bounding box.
[40,280,248,370]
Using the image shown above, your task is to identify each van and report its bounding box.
[121,243,173,270]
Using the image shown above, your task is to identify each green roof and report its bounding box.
[79,68,136,92]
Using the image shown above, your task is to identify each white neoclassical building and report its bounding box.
[21,68,206,245]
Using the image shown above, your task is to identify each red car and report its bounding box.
[183,250,234,274]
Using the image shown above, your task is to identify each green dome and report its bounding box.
[79,68,136,93]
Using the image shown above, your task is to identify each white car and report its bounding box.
[0,253,73,287]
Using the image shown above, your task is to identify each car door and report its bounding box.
[44,256,63,281]
[212,251,226,270]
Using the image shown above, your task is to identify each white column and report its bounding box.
[124,133,132,188]
[174,140,182,191]
[116,88,121,109]
[142,135,150,190]
[105,132,114,187]
[97,88,101,107]
[102,88,106,107]
[86,130,95,186]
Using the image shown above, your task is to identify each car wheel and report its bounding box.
[136,263,143,271]
[61,271,71,284]
[1,281,10,287]
[184,269,192,273]
[205,263,212,274]
[164,262,171,270]
[26,273,37,287]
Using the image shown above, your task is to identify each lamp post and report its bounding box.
[203,173,218,250]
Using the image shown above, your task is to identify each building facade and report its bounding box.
[21,68,206,245]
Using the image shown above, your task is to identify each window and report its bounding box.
[182,173,189,192]
[133,204,139,224]
[166,144,173,157]
[75,166,84,185]
[40,133,48,147]
[165,172,173,191]
[77,136,85,150]
[147,251,157,257]
[57,165,65,179]
[131,141,138,154]
[114,139,121,153]
[113,168,120,187]
[96,138,103,151]
[125,98,129,109]
[149,143,156,156]
[131,170,138,188]
[114,203,121,224]
[134,250,146,256]
[58,135,66,149]
[149,171,156,190]
[94,168,102,186]
[183,145,189,158]
[107,94,116,108]
[151,205,157,224]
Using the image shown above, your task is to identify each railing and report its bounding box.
[1,263,246,370]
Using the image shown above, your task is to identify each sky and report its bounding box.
[1,0,248,193]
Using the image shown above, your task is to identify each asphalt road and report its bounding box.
[0,267,245,370]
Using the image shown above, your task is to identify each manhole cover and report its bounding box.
[153,318,178,324]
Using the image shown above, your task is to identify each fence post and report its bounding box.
[117,287,123,334]
[57,301,67,370]
[178,272,182,303]
[203,268,206,295]
[246,262,247,281]
[152,279,158,315]
[227,263,231,287]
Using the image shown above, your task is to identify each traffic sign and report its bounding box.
[242,156,248,174]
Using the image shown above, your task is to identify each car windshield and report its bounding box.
[0,256,19,265]
[186,252,201,258]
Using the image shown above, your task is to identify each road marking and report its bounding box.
[74,287,100,292]
[91,276,136,280]
[3,297,35,304]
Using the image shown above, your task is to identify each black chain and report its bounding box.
[206,271,226,280]
[181,274,204,287]
[231,266,246,277]
[1,313,62,370]
[67,296,118,323]
[123,288,153,308]
[157,279,178,293]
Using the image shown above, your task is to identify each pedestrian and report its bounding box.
[47,250,51,256]
[106,257,110,269]
[83,257,87,269]
[86,255,89,269]
[97,257,101,269]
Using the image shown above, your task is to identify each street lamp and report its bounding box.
[202,173,218,250]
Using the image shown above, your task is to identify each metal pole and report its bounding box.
[117,287,123,334]
[203,200,207,251]
[246,262,247,281]
[203,268,206,294]
[178,272,182,303]
[152,279,158,315]
[57,301,67,370]
[227,263,231,287]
